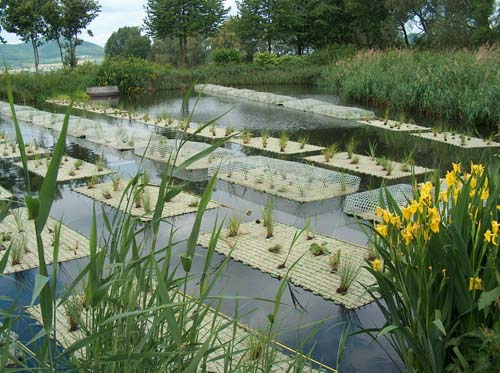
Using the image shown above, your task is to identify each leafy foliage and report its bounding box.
[211,47,242,64]
[105,26,151,59]
[95,57,170,95]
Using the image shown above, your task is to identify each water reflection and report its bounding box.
[5,85,494,372]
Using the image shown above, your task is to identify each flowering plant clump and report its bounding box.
[366,162,500,372]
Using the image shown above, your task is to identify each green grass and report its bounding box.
[0,62,97,103]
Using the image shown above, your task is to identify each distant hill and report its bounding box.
[0,40,104,67]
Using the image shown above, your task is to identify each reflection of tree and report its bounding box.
[65,142,99,164]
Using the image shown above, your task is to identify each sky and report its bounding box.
[0,0,238,47]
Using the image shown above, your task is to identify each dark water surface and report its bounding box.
[1,87,497,372]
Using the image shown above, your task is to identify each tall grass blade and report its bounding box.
[6,71,30,193]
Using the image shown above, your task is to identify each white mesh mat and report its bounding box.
[135,138,243,170]
[343,184,413,221]
[195,84,374,119]
[195,84,296,105]
[1,102,153,150]
[209,155,361,202]
[0,185,12,200]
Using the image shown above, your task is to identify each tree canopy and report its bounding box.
[144,0,228,66]
[105,27,151,59]
[56,0,101,68]
[0,0,101,70]
[0,0,47,71]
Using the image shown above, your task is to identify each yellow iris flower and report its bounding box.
[430,217,440,233]
[376,224,388,238]
[438,190,448,202]
[401,227,413,244]
[492,221,499,235]
[470,176,478,190]
[480,188,489,201]
[371,259,383,272]
[469,277,483,291]
[390,215,401,229]
[402,206,412,221]
[484,229,498,245]
[470,162,484,176]
[452,162,461,173]
[445,170,457,187]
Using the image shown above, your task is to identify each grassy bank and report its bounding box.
[0,63,98,103]
[96,58,322,93]
[320,47,500,127]
[0,58,322,102]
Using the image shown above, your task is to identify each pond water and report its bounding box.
[1,86,498,372]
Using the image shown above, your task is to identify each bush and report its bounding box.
[212,48,242,65]
[96,57,171,95]
[276,55,302,65]
[253,52,279,66]
[303,44,357,65]
[367,162,500,372]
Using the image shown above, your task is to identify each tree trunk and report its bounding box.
[179,35,187,67]
[400,22,410,48]
[267,39,271,53]
[56,39,65,66]
[183,35,188,66]
[297,44,302,56]
[31,38,39,73]
[69,36,78,69]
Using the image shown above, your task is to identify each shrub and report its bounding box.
[253,52,279,66]
[212,48,242,65]
[303,44,357,66]
[96,57,171,95]
[276,55,302,65]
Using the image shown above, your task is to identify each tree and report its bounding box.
[273,0,348,55]
[237,0,277,54]
[387,0,499,48]
[273,0,310,55]
[0,4,5,44]
[144,0,227,67]
[346,0,399,47]
[105,27,151,59]
[0,0,47,72]
[43,0,66,65]
[58,0,100,69]
[151,36,210,66]
[211,17,242,50]
[470,0,498,45]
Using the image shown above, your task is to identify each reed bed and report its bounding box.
[320,47,500,128]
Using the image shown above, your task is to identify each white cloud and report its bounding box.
[1,0,237,46]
